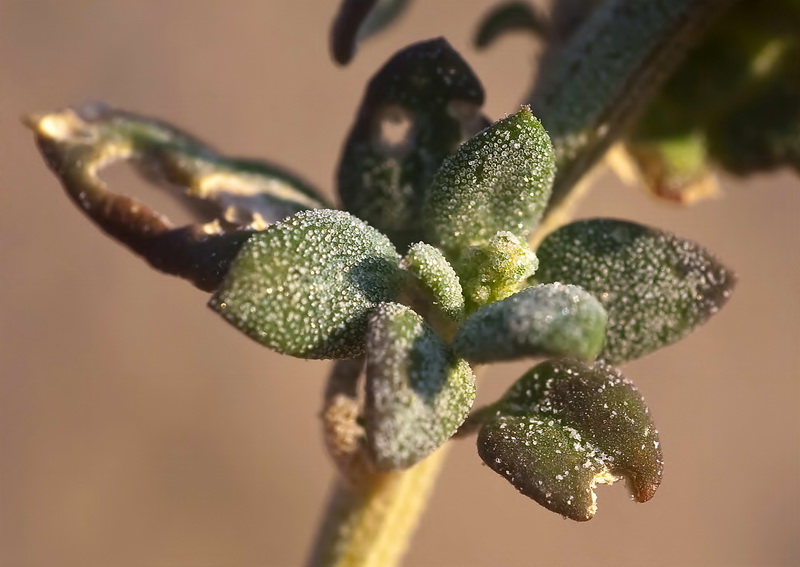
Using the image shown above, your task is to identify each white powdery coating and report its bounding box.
[535,218,735,363]
[402,242,465,321]
[422,107,555,255]
[366,303,476,469]
[452,283,607,363]
[210,209,401,359]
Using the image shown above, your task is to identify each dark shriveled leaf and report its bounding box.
[25,102,328,291]
[535,218,735,363]
[330,0,411,65]
[365,303,475,469]
[337,38,488,250]
[210,210,402,359]
[474,1,548,49]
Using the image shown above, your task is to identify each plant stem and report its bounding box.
[308,1,734,565]
[533,0,735,219]
[306,446,449,567]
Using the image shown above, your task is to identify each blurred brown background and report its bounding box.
[1,2,798,566]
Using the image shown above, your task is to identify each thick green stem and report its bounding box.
[308,2,734,565]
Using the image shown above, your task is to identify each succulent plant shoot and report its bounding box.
[22,0,798,565]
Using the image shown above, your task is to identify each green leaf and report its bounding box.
[452,283,606,364]
[535,219,735,363]
[365,303,476,469]
[337,38,488,250]
[478,359,662,521]
[402,243,465,322]
[210,209,402,359]
[423,107,555,258]
[474,1,548,49]
[330,0,411,65]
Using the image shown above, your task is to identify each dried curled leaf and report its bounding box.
[423,107,555,258]
[337,38,488,250]
[330,0,411,65]
[402,243,465,322]
[452,283,606,364]
[478,359,662,521]
[535,218,735,363]
[25,102,328,291]
[365,303,475,469]
[210,209,402,359]
[474,1,548,49]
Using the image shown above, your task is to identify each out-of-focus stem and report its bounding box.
[533,0,736,221]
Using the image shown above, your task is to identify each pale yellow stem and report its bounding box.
[306,446,449,567]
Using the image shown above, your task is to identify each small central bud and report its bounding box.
[457,231,539,312]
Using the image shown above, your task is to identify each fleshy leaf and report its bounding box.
[210,209,402,359]
[337,38,488,250]
[365,303,476,469]
[452,283,606,364]
[478,359,662,521]
[401,243,465,322]
[456,231,539,311]
[330,0,411,65]
[423,107,555,258]
[474,1,548,49]
[535,218,735,363]
[479,414,610,521]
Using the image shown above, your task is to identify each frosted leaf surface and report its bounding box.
[402,243,465,321]
[365,303,476,469]
[337,38,488,250]
[478,358,663,521]
[457,231,539,311]
[422,107,555,257]
[535,218,735,363]
[210,209,402,359]
[452,283,606,363]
